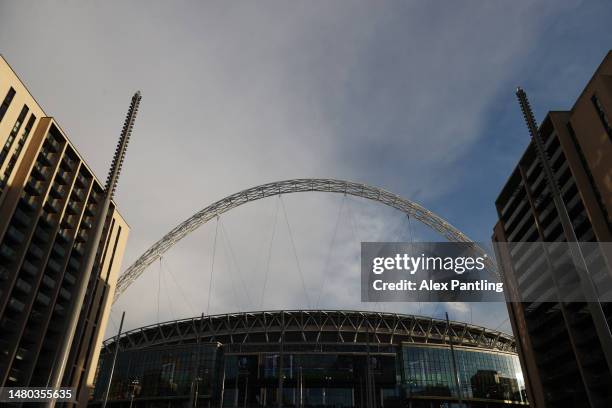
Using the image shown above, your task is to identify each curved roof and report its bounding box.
[104,310,515,354]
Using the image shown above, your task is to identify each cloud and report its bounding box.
[0,0,599,339]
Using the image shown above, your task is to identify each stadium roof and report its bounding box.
[103,310,516,354]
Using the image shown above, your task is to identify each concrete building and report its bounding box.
[493,51,612,407]
[0,56,129,403]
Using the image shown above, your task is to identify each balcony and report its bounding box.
[14,347,30,362]
[41,274,56,290]
[0,244,16,263]
[19,195,38,213]
[38,215,54,232]
[5,225,26,245]
[34,292,51,307]
[50,243,66,258]
[66,202,79,215]
[56,230,70,244]
[55,170,69,185]
[84,204,95,217]
[11,211,31,232]
[27,244,45,261]
[61,217,76,230]
[37,152,53,167]
[31,163,49,181]
[75,174,87,188]
[68,257,80,271]
[49,184,66,199]
[58,288,72,302]
[21,260,38,278]
[47,258,62,275]
[7,297,26,313]
[32,226,50,244]
[46,137,61,153]
[60,157,76,172]
[43,199,60,214]
[14,278,32,295]
[63,272,76,286]
[80,219,93,230]
[24,179,43,197]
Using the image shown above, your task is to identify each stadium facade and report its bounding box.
[92,310,527,408]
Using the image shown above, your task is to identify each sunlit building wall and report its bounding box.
[0,55,130,404]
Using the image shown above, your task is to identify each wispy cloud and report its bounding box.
[1,0,608,338]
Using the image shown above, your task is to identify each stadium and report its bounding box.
[93,180,526,407]
[91,310,527,408]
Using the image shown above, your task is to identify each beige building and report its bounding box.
[0,55,129,404]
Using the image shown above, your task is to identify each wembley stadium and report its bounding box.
[91,310,527,408]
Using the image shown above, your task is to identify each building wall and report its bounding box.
[0,55,129,403]
[493,51,612,408]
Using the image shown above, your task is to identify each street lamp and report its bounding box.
[128,378,140,408]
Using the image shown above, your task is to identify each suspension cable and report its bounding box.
[220,220,253,309]
[279,195,311,309]
[493,315,510,332]
[160,262,176,320]
[315,195,346,308]
[108,311,119,332]
[432,303,441,319]
[261,196,281,309]
[219,220,242,312]
[161,257,197,316]
[345,198,375,313]
[157,257,162,322]
[206,217,220,316]
[405,214,423,316]
[345,196,362,243]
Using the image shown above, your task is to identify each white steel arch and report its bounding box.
[113,178,497,302]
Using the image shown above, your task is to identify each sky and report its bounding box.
[1,0,611,338]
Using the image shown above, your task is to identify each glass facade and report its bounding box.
[93,343,221,402]
[94,345,527,407]
[91,311,525,408]
[222,353,399,408]
[402,345,527,404]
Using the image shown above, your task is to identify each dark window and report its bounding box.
[0,87,16,123]
[0,114,37,189]
[591,94,612,140]
[0,105,29,167]
[567,122,612,231]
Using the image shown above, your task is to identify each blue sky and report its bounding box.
[1,1,611,336]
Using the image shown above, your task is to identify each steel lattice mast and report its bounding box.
[46,92,141,403]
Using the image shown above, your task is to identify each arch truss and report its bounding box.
[114,178,497,302]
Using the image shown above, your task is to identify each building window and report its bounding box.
[0,105,29,167]
[591,94,612,140]
[0,87,16,123]
[0,114,37,190]
[567,122,612,231]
